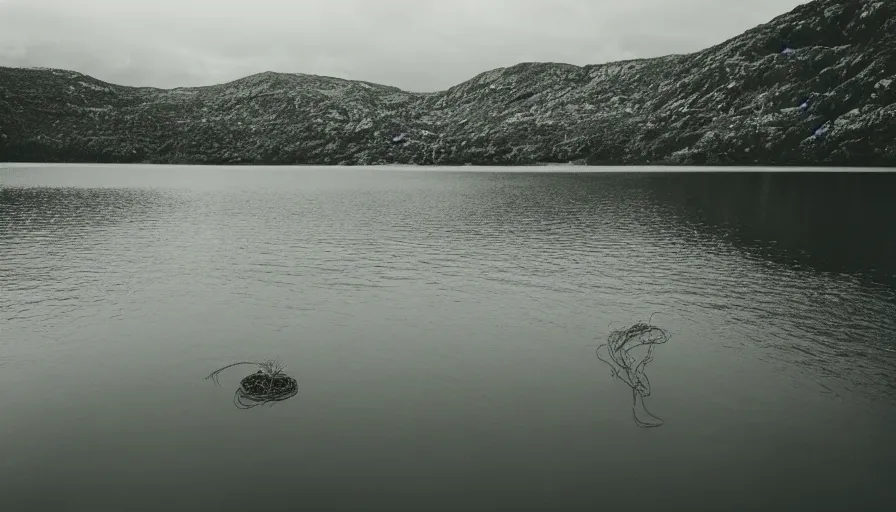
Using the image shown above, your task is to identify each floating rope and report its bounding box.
[205,359,298,409]
[597,316,671,428]
[234,371,298,409]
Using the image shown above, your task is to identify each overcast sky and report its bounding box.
[0,0,807,91]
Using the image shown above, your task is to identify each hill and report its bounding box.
[1,0,893,166]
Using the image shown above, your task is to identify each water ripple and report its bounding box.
[1,169,895,400]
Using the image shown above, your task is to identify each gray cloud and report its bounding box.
[0,0,807,91]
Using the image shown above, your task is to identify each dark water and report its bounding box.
[1,165,895,511]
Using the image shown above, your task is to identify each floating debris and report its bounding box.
[597,316,671,428]
[206,359,298,409]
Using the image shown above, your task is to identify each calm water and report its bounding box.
[1,165,895,511]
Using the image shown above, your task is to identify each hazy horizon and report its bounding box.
[0,0,808,92]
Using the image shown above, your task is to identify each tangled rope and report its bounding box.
[597,315,671,428]
[205,359,298,409]
[233,371,298,409]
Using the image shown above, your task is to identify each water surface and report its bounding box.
[1,165,895,511]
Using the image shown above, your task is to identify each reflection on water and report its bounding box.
[628,172,896,400]
[637,172,896,285]
[1,165,895,511]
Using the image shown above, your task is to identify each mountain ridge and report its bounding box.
[1,0,894,166]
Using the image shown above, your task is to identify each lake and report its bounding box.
[1,165,895,511]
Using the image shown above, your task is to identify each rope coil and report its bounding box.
[206,359,298,409]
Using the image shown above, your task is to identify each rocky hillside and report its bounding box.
[1,0,894,166]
